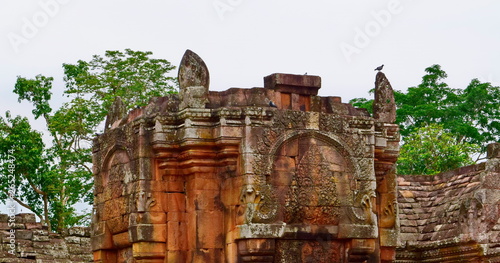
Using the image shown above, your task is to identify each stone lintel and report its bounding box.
[235,223,338,240]
[264,73,321,95]
[338,224,378,239]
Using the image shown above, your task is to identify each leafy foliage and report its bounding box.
[396,65,500,154]
[0,49,177,232]
[350,64,500,174]
[397,124,479,175]
[350,97,373,115]
[63,49,177,129]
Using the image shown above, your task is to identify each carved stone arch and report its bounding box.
[101,144,134,187]
[264,130,362,178]
[266,130,360,225]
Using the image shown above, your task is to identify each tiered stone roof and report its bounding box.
[396,143,500,262]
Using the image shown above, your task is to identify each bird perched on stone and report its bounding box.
[374,64,384,71]
[269,101,278,108]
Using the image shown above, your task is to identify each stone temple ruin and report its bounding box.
[89,50,500,263]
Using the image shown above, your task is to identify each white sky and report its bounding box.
[0,0,499,218]
[1,0,499,121]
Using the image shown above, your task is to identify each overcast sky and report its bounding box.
[1,0,499,128]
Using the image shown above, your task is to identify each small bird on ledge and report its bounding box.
[374,64,384,71]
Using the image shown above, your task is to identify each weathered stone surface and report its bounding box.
[373,72,396,123]
[0,215,91,262]
[91,51,402,262]
[396,146,500,262]
[104,96,127,131]
[178,50,210,110]
[487,142,500,159]
[264,73,321,96]
[178,49,209,91]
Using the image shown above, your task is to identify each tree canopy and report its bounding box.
[351,64,500,175]
[0,49,177,232]
[395,65,500,151]
[397,124,479,175]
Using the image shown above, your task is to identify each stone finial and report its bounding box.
[104,96,127,131]
[373,72,396,123]
[178,49,210,90]
[487,143,500,159]
[178,49,210,109]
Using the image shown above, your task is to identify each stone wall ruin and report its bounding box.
[0,213,92,262]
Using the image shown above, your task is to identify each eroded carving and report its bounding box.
[178,49,209,90]
[178,49,210,109]
[275,240,342,263]
[347,190,377,225]
[136,191,156,212]
[284,142,340,225]
[380,200,397,228]
[239,184,278,224]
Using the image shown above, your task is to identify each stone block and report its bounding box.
[166,193,186,212]
[32,235,49,242]
[238,238,275,256]
[338,224,378,239]
[130,212,167,225]
[91,231,113,251]
[166,250,187,263]
[94,250,117,262]
[190,248,224,263]
[129,224,166,243]
[68,226,90,237]
[14,230,32,240]
[187,177,222,191]
[487,143,500,159]
[112,232,131,248]
[196,210,224,249]
[167,221,188,251]
[15,214,36,224]
[165,176,185,193]
[264,73,321,95]
[187,189,223,211]
[102,197,126,221]
[116,247,133,263]
[167,212,186,222]
[64,236,81,244]
[107,214,129,234]
[132,242,165,260]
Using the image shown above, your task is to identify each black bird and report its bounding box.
[269,101,278,108]
[374,64,384,71]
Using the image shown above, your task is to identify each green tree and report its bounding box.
[396,65,500,156]
[0,49,177,232]
[398,124,479,175]
[351,64,500,165]
[0,112,50,224]
[63,49,177,130]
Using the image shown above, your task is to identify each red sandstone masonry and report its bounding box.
[91,50,400,263]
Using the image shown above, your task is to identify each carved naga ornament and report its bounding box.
[178,49,210,109]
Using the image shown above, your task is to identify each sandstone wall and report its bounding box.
[0,213,92,263]
[91,50,400,263]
